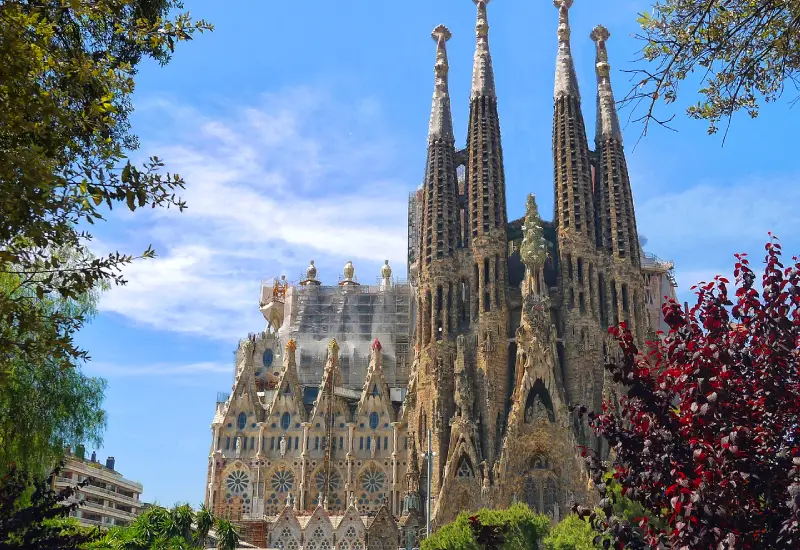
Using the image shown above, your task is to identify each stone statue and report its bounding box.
[381,260,392,279]
[349,493,356,509]
[553,501,560,523]
[235,436,242,456]
[371,436,378,458]
[279,435,287,458]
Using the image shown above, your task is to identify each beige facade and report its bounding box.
[55,450,144,529]
[205,1,678,546]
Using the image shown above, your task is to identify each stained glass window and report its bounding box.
[281,412,291,431]
[238,412,247,430]
[369,412,379,430]
[270,469,295,493]
[226,470,249,495]
[263,349,274,367]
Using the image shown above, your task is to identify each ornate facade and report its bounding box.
[205,1,678,546]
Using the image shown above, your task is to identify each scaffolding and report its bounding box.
[282,282,412,389]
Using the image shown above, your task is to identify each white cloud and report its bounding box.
[85,360,230,378]
[97,86,412,341]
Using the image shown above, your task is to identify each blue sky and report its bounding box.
[76,0,800,507]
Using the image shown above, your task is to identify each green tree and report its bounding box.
[0,248,107,477]
[0,0,212,380]
[422,503,550,550]
[543,515,597,550]
[0,463,100,550]
[90,503,217,549]
[627,0,800,137]
[213,519,239,550]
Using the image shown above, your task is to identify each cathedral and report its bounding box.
[205,1,679,548]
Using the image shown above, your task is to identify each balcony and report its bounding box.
[71,498,139,520]
[55,477,142,508]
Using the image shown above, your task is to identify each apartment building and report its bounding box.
[54,446,144,529]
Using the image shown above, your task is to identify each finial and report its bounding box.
[554,0,574,42]
[471,0,495,99]
[428,25,454,142]
[286,339,296,353]
[305,260,317,281]
[328,338,339,355]
[591,25,611,76]
[343,260,355,281]
[380,260,392,279]
[372,338,382,352]
[591,24,622,142]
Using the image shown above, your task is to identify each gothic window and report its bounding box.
[237,412,247,430]
[315,437,320,450]
[225,437,230,450]
[281,412,291,431]
[369,412,379,430]
[357,464,387,513]
[456,457,475,478]
[263,348,274,367]
[371,384,380,397]
[523,476,541,512]
[544,477,558,516]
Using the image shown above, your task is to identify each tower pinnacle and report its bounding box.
[429,25,454,143]
[471,0,495,99]
[591,25,622,143]
[554,0,579,100]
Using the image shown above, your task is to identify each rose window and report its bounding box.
[360,466,385,493]
[314,469,342,491]
[271,469,295,494]
[226,470,249,495]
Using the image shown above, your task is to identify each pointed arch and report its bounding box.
[456,455,476,479]
[523,379,555,424]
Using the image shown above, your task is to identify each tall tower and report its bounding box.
[413,24,461,499]
[591,25,646,340]
[465,0,509,468]
[551,0,603,420]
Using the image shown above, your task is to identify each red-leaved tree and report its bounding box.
[573,237,800,549]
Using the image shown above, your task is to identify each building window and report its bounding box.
[384,437,389,450]
[295,437,299,449]
[366,437,371,450]
[225,437,230,450]
[369,412,379,430]
[237,412,246,430]
[360,437,364,450]
[315,437,319,450]
[250,437,254,450]
[340,437,344,450]
[377,438,381,451]
[263,348,274,367]
[270,437,275,450]
[281,412,291,431]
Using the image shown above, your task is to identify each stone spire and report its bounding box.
[471,0,495,99]
[551,0,595,243]
[466,0,507,242]
[591,25,640,266]
[418,24,460,268]
[591,25,622,143]
[554,0,580,100]
[429,25,454,143]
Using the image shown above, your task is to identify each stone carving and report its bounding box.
[524,395,553,424]
[520,194,546,271]
[279,436,287,458]
[381,260,392,279]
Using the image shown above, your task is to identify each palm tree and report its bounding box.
[195,504,215,547]
[214,518,240,550]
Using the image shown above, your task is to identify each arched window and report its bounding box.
[281,412,291,431]
[369,412,379,430]
[263,348,274,367]
[237,412,246,430]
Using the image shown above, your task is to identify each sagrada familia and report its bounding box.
[205,1,678,548]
